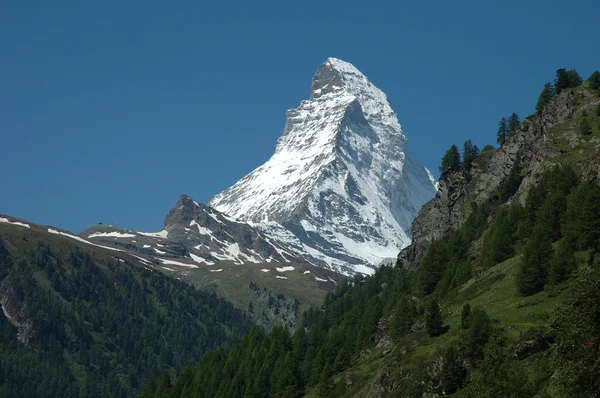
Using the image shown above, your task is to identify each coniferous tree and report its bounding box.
[461,336,532,398]
[462,140,480,171]
[507,112,520,132]
[563,182,600,251]
[461,303,472,329]
[440,144,461,176]
[548,239,577,285]
[516,224,553,296]
[589,71,600,91]
[391,296,416,340]
[555,68,583,94]
[480,144,495,153]
[441,345,466,394]
[536,82,555,112]
[466,309,492,360]
[425,299,444,337]
[496,117,508,145]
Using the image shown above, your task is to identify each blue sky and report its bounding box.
[2,0,599,233]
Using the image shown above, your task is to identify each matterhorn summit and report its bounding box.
[211,58,436,274]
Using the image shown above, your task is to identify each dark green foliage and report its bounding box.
[440,144,461,176]
[516,224,553,296]
[555,68,583,94]
[418,240,450,295]
[391,296,417,339]
[461,303,471,329]
[441,345,466,395]
[536,82,555,112]
[460,335,532,398]
[563,181,600,251]
[507,112,520,132]
[580,114,592,135]
[465,308,492,361]
[0,239,251,397]
[499,160,522,203]
[425,299,445,337]
[147,265,415,397]
[462,140,480,171]
[589,71,600,91]
[479,204,524,268]
[481,144,495,153]
[552,269,600,397]
[548,239,577,285]
[497,117,508,145]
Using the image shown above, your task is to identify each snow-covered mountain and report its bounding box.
[210,58,436,274]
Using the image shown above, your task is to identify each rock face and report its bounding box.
[211,58,436,274]
[0,283,34,344]
[398,84,600,268]
[84,195,294,267]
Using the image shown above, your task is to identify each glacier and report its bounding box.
[210,58,436,274]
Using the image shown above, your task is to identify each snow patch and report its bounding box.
[138,230,168,239]
[48,229,121,252]
[315,277,328,282]
[276,275,288,280]
[276,266,294,272]
[0,218,30,228]
[303,270,311,274]
[210,269,223,272]
[158,258,198,268]
[261,269,270,272]
[88,231,135,239]
[153,248,166,255]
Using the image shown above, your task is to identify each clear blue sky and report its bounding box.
[2,1,599,233]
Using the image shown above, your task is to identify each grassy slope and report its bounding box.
[318,249,580,397]
[176,262,342,318]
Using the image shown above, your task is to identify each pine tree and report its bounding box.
[516,224,553,296]
[507,112,520,132]
[462,140,480,171]
[589,71,600,91]
[466,309,492,360]
[555,68,583,94]
[496,117,508,145]
[548,239,577,285]
[391,296,416,339]
[461,303,471,329]
[461,336,532,398]
[440,144,461,176]
[425,299,444,337]
[441,345,466,394]
[536,82,555,112]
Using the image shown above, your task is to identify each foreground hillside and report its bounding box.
[142,70,600,397]
[0,221,252,397]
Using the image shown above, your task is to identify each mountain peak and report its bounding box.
[310,58,365,98]
[210,59,437,274]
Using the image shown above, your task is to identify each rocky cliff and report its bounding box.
[399,82,600,268]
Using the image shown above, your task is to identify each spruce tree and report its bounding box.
[391,296,416,339]
[441,345,466,394]
[440,144,461,176]
[548,239,577,285]
[589,70,600,91]
[462,140,480,171]
[425,299,444,337]
[536,82,555,112]
[496,117,508,145]
[507,112,520,132]
[461,303,471,329]
[516,224,553,296]
[466,309,492,360]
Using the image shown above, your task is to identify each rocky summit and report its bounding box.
[211,58,436,274]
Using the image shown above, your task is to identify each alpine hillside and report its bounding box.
[211,58,437,274]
